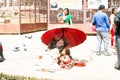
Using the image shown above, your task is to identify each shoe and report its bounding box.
[104,52,111,56]
[110,46,116,49]
[115,66,120,70]
[104,53,111,56]
[96,53,101,56]
[0,57,5,62]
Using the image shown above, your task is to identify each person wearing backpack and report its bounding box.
[114,10,120,70]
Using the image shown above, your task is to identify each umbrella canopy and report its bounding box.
[41,28,86,48]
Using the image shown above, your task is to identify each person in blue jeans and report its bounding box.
[92,5,111,56]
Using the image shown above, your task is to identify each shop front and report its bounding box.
[0,0,48,34]
[0,0,120,34]
[48,0,120,34]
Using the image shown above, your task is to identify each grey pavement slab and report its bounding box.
[0,31,120,80]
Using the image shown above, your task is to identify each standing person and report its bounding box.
[114,10,120,70]
[0,42,5,62]
[110,8,117,48]
[92,5,111,56]
[62,8,73,25]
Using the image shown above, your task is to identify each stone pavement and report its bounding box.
[0,31,120,80]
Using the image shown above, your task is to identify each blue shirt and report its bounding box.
[92,11,110,32]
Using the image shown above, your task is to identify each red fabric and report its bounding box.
[110,27,114,37]
[110,27,115,46]
[74,60,87,67]
[59,56,73,69]
[74,62,86,67]
[111,37,114,46]
[41,28,86,47]
[91,25,96,32]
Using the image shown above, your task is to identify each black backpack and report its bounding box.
[114,16,120,26]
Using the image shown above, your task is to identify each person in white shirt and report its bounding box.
[110,8,117,48]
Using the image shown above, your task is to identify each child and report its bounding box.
[57,8,64,23]
[57,49,74,69]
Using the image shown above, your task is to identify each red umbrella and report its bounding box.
[41,28,86,47]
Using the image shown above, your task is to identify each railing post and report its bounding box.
[83,0,87,26]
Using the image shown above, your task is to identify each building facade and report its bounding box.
[0,0,48,34]
[0,0,120,34]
